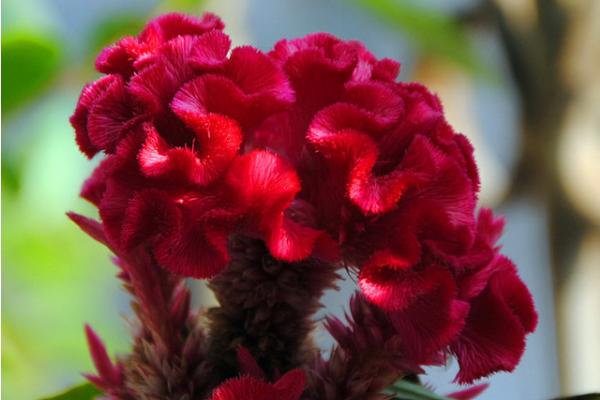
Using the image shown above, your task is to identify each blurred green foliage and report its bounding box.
[2,92,130,399]
[89,0,208,52]
[387,379,452,400]
[163,0,207,12]
[1,0,209,397]
[40,383,101,400]
[90,14,146,52]
[355,0,487,75]
[2,33,62,114]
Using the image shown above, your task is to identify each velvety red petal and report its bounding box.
[128,35,198,114]
[135,13,225,72]
[178,113,243,182]
[440,208,503,275]
[209,369,305,400]
[494,257,538,334]
[210,376,275,400]
[307,104,376,145]
[226,46,294,103]
[266,218,322,262]
[387,267,469,363]
[120,189,180,250]
[286,50,351,116]
[172,74,270,129]
[95,37,140,77]
[359,258,452,314]
[252,111,305,165]
[272,369,306,400]
[171,74,239,119]
[171,46,293,130]
[226,150,300,222]
[475,208,505,247]
[455,210,507,298]
[236,346,267,379]
[396,82,443,134]
[270,33,354,69]
[457,254,499,304]
[451,257,537,383]
[309,104,419,214]
[170,194,239,278]
[226,150,322,261]
[272,34,357,117]
[351,56,374,82]
[138,116,241,185]
[101,144,237,278]
[372,58,401,82]
[358,255,414,305]
[80,156,115,206]
[275,34,373,77]
[87,74,134,152]
[97,132,146,248]
[189,29,231,69]
[99,179,136,249]
[348,166,415,215]
[416,206,475,267]
[153,205,233,279]
[128,62,172,114]
[97,13,224,78]
[307,101,384,147]
[454,133,480,190]
[311,232,341,263]
[272,33,386,93]
[70,76,116,158]
[343,81,404,129]
[403,135,477,228]
[139,12,224,47]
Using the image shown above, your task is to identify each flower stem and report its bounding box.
[206,235,339,382]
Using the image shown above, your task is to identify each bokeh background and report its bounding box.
[2,0,599,399]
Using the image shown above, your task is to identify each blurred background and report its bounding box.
[2,0,599,398]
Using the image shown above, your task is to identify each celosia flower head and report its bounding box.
[71,12,537,394]
[71,12,331,279]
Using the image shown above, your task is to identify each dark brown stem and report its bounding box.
[205,235,339,384]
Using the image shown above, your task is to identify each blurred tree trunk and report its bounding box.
[487,0,599,394]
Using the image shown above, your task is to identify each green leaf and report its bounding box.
[387,379,452,400]
[1,157,23,194]
[39,382,101,400]
[90,14,146,51]
[1,33,62,113]
[163,0,208,12]
[353,0,487,76]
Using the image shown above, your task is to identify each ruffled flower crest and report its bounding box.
[70,13,537,400]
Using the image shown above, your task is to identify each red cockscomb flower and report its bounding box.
[70,13,537,399]
[258,33,478,266]
[71,13,328,279]
[253,32,535,382]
